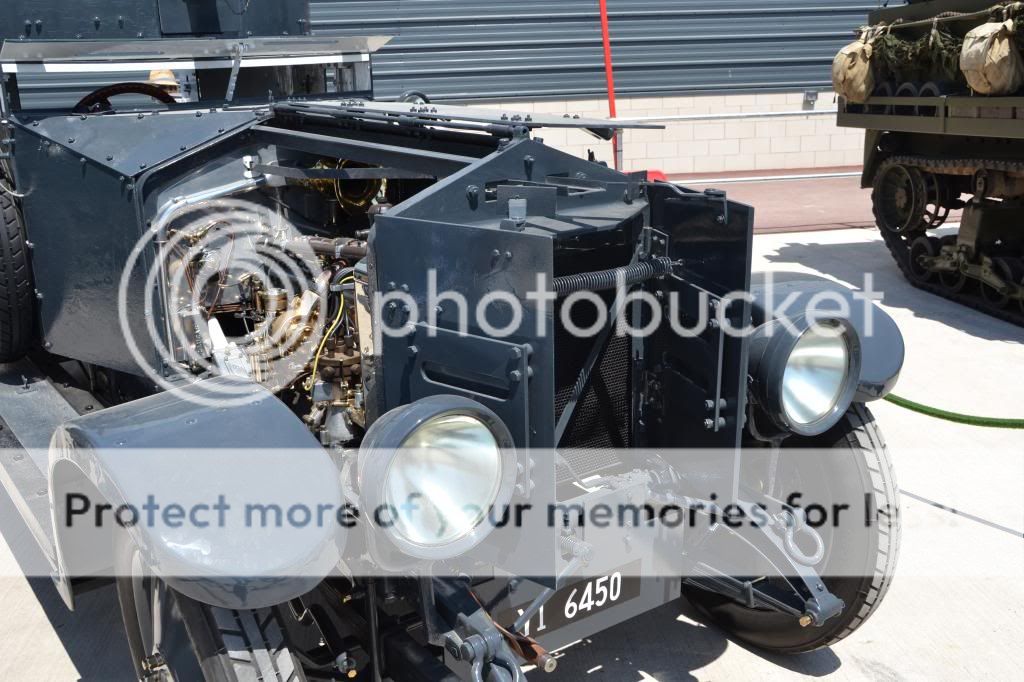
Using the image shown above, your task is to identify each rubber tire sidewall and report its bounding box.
[683,404,901,653]
[0,182,35,362]
[115,535,307,682]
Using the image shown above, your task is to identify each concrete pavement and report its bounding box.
[0,226,1022,681]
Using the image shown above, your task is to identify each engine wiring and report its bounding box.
[305,275,355,395]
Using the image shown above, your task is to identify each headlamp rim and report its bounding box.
[752,314,862,437]
[358,395,518,560]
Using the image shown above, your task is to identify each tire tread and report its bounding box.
[0,185,34,362]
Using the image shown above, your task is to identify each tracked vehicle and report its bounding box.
[837,0,1024,324]
[1,1,905,680]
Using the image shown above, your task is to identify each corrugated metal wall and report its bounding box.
[310,0,888,101]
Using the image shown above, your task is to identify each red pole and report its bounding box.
[598,0,622,170]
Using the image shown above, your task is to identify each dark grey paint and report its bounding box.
[50,377,344,610]
[749,275,905,402]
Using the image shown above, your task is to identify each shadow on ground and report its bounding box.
[543,598,841,681]
[759,231,1024,344]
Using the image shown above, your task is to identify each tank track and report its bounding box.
[872,155,1024,327]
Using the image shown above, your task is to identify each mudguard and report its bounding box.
[749,274,904,402]
[48,377,344,610]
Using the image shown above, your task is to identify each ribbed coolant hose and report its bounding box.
[552,257,675,295]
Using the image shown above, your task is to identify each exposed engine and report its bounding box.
[160,159,419,448]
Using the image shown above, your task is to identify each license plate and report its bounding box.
[495,561,642,639]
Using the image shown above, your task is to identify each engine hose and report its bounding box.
[552,256,674,296]
[884,394,1024,429]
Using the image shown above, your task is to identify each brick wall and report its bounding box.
[476,91,864,177]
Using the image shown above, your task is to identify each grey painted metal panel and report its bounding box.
[311,0,901,101]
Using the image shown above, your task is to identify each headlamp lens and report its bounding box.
[384,414,502,546]
[781,323,851,427]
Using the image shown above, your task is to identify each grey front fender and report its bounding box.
[49,377,344,610]
[749,274,904,402]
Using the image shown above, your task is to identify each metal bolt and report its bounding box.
[703,419,714,430]
[799,615,812,627]
[408,345,418,357]
[509,370,523,382]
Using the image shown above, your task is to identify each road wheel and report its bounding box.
[0,184,35,362]
[908,235,939,283]
[980,257,1021,308]
[872,162,926,235]
[116,536,307,681]
[684,404,901,653]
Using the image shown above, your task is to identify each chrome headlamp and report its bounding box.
[358,395,518,560]
[749,315,862,436]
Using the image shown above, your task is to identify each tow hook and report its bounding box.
[777,507,825,567]
[444,627,526,682]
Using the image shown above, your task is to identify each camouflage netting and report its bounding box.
[873,28,967,86]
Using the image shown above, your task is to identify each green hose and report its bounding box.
[884,394,1024,429]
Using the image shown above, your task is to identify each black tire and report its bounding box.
[116,537,307,681]
[397,90,430,105]
[684,404,901,653]
[0,183,34,362]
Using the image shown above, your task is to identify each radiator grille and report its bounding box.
[554,335,632,484]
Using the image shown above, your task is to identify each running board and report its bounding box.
[0,358,83,568]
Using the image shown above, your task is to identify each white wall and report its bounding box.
[477,91,864,176]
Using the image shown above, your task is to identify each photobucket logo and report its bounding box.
[370,270,884,344]
[118,197,327,407]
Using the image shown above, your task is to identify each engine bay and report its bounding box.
[161,156,436,448]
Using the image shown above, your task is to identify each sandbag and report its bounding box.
[832,35,876,104]
[960,20,1024,95]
